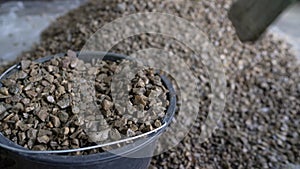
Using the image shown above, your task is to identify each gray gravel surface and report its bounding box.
[0,0,299,168]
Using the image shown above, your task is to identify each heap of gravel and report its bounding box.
[0,0,299,168]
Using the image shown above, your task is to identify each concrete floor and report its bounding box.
[270,2,300,61]
[0,0,86,64]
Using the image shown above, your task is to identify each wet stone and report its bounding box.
[71,106,80,114]
[0,94,10,99]
[9,85,20,95]
[102,99,113,110]
[26,90,38,99]
[26,129,38,139]
[17,71,28,79]
[126,128,135,137]
[57,95,70,109]
[71,139,80,147]
[1,79,15,87]
[0,87,9,96]
[0,104,7,114]
[21,60,32,70]
[46,95,55,103]
[12,103,24,112]
[32,145,47,151]
[18,132,26,145]
[58,111,69,123]
[134,95,147,106]
[51,115,61,128]
[154,120,162,128]
[36,108,49,122]
[38,129,52,137]
[89,129,110,142]
[50,141,58,148]
[37,135,50,144]
[109,129,121,140]
[62,127,70,135]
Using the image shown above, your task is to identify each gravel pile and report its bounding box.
[0,0,299,168]
[0,51,168,154]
